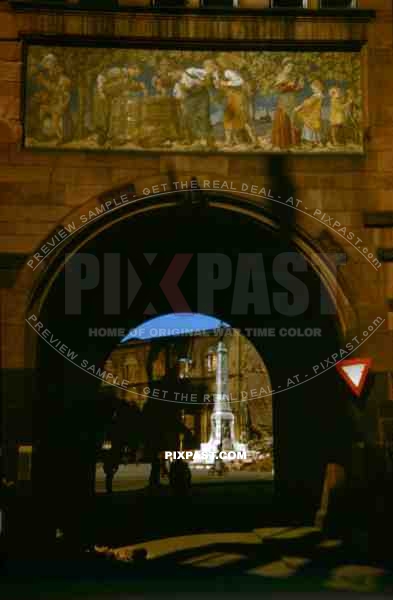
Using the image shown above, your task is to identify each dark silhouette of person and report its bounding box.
[169,459,192,496]
[160,450,170,479]
[103,445,122,494]
[214,443,225,476]
[148,451,161,488]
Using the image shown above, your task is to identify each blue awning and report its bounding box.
[121,313,230,342]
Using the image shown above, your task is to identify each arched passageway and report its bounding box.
[27,192,351,546]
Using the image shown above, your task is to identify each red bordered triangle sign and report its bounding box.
[336,358,372,397]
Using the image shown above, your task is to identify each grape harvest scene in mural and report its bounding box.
[24,45,363,154]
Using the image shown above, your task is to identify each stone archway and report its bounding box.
[19,179,356,335]
[2,179,358,548]
[9,175,356,336]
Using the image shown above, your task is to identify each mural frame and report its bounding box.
[21,35,367,156]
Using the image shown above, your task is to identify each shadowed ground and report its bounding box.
[1,474,393,597]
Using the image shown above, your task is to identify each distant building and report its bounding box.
[104,328,273,448]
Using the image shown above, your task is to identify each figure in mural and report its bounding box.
[175,59,219,148]
[102,67,125,145]
[328,86,358,146]
[293,79,324,146]
[216,67,256,146]
[172,73,192,144]
[344,89,361,145]
[93,71,110,146]
[271,59,304,149]
[30,53,72,144]
[152,59,175,97]
[51,62,73,143]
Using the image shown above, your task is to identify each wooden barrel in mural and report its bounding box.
[139,96,181,147]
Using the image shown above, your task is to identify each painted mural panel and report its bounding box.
[24,45,363,154]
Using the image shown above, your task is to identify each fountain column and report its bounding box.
[209,340,235,451]
[196,339,248,463]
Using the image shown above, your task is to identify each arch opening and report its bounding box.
[95,312,274,494]
[27,192,352,546]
